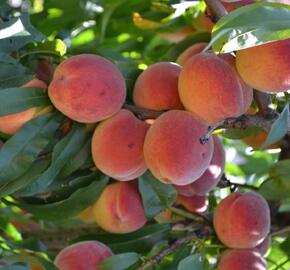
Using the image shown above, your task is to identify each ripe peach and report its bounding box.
[243,130,280,149]
[178,52,253,125]
[48,54,126,123]
[30,263,43,270]
[176,194,208,214]
[93,182,146,234]
[133,62,182,110]
[236,39,290,92]
[144,110,214,185]
[175,135,225,196]
[54,241,113,270]
[213,192,270,249]
[91,109,148,181]
[0,79,47,135]
[176,42,208,66]
[217,249,267,270]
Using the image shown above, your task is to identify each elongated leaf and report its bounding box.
[259,159,290,200]
[0,75,34,89]
[177,254,205,270]
[0,14,46,53]
[18,174,108,221]
[20,123,91,195]
[260,103,289,150]
[0,87,50,116]
[0,159,50,197]
[0,113,62,184]
[100,252,140,270]
[138,171,177,219]
[75,224,171,254]
[0,266,28,270]
[211,3,290,53]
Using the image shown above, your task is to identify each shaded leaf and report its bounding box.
[100,252,139,270]
[177,254,205,270]
[138,171,177,219]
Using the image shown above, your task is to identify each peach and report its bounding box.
[77,206,95,224]
[133,62,183,110]
[176,42,208,66]
[91,109,148,181]
[236,38,290,92]
[0,79,47,135]
[31,263,43,270]
[48,54,126,123]
[254,235,271,256]
[176,194,208,214]
[175,135,225,196]
[213,192,271,249]
[54,241,113,270]
[93,182,146,234]
[217,249,267,270]
[243,130,280,149]
[178,52,253,125]
[144,110,214,185]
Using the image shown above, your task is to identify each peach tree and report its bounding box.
[0,0,289,269]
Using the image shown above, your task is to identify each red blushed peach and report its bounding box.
[93,182,146,234]
[176,42,208,66]
[217,249,267,270]
[178,52,253,125]
[54,241,113,270]
[144,110,214,185]
[175,135,225,196]
[48,54,126,123]
[236,38,290,92]
[91,109,148,181]
[213,192,271,249]
[133,62,183,110]
[0,79,47,135]
[176,195,208,214]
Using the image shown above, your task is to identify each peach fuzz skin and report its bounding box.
[236,38,290,92]
[48,54,126,123]
[176,42,208,66]
[144,110,214,185]
[133,62,183,110]
[175,135,225,196]
[91,109,148,181]
[93,182,146,234]
[54,241,113,270]
[0,79,47,135]
[217,249,267,270]
[178,52,253,125]
[213,192,270,249]
[176,194,208,214]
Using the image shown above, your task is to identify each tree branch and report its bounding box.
[137,228,210,270]
[204,0,228,20]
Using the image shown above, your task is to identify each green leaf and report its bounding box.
[0,266,29,270]
[74,224,171,254]
[177,254,205,270]
[0,75,34,89]
[0,113,62,184]
[259,159,290,200]
[260,103,289,150]
[0,87,50,116]
[24,39,67,56]
[20,123,91,196]
[0,159,50,197]
[0,14,46,53]
[211,3,290,53]
[100,252,140,270]
[17,173,108,221]
[138,171,177,219]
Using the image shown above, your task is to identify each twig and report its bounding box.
[122,104,164,120]
[271,226,290,237]
[137,228,210,270]
[204,0,228,20]
[253,91,277,118]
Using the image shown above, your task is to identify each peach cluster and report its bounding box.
[214,192,271,270]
